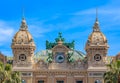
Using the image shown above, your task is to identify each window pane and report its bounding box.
[38,80,44,83]
[95,80,101,83]
[76,81,83,83]
[57,80,64,83]
[22,80,26,83]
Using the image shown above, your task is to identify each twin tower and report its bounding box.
[11,16,109,67]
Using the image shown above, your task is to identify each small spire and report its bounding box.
[22,7,25,19]
[20,8,28,31]
[95,8,99,24]
[93,8,100,32]
[96,8,98,21]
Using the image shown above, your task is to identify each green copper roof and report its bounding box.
[34,50,86,62]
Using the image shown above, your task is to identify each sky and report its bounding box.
[0,0,120,56]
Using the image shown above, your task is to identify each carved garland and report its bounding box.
[46,50,53,63]
[67,51,74,63]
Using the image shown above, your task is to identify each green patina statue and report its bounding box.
[46,32,75,63]
[46,32,75,50]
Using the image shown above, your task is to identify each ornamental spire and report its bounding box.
[93,8,100,32]
[20,8,28,31]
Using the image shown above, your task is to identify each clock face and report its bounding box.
[55,53,65,63]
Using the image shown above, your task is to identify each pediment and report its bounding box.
[52,44,69,53]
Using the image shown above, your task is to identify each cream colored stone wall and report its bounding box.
[22,77,32,83]
[30,70,88,83]
[67,76,74,83]
[87,77,104,83]
[48,76,54,83]
[21,76,105,83]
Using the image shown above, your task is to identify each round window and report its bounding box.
[19,54,26,61]
[94,54,101,61]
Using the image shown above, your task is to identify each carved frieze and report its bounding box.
[88,72,104,77]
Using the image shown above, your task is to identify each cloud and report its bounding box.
[0,20,15,56]
[26,15,60,38]
[0,28,14,41]
[73,8,120,15]
[0,20,15,42]
[69,7,120,30]
[28,23,56,38]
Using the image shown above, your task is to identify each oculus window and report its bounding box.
[19,54,26,61]
[94,54,101,61]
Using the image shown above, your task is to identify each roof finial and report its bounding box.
[93,8,100,32]
[96,8,98,21]
[22,7,25,19]
[20,8,28,31]
[95,8,99,24]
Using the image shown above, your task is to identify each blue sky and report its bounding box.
[0,0,120,56]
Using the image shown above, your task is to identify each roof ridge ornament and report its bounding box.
[93,8,100,32]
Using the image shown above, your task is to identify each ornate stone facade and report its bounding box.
[11,16,117,83]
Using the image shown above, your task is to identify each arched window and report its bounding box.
[22,80,26,83]
[95,80,101,83]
